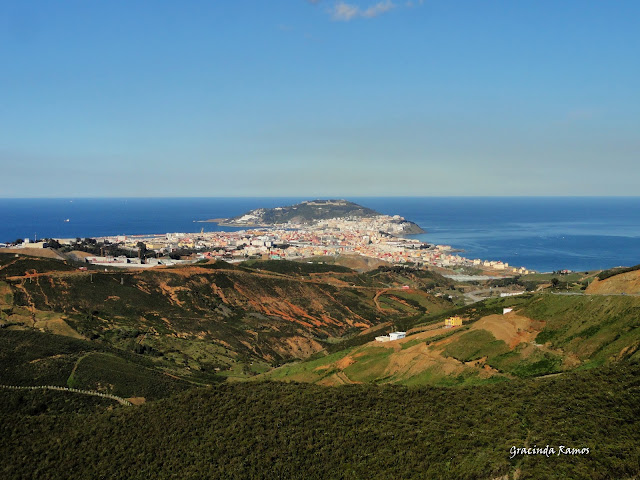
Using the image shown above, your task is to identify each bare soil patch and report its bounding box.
[587,270,640,295]
[469,313,543,349]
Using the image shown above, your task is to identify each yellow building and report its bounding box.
[445,316,463,327]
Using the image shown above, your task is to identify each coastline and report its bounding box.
[2,197,639,272]
[1,220,533,276]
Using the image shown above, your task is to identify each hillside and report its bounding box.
[0,329,192,403]
[0,254,452,381]
[587,267,640,295]
[265,293,640,386]
[217,199,425,233]
[5,251,639,388]
[2,252,640,478]
[1,363,639,479]
[294,254,393,272]
[225,199,378,224]
[0,248,66,260]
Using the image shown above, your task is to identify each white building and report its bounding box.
[389,332,406,341]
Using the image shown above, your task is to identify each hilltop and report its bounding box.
[215,199,425,234]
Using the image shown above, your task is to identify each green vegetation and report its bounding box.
[597,263,640,280]
[228,200,377,224]
[442,330,510,362]
[0,281,13,312]
[270,290,640,385]
[67,352,192,399]
[241,259,352,275]
[0,330,192,400]
[0,330,100,386]
[0,254,77,277]
[522,272,591,283]
[1,363,639,479]
[522,294,640,366]
[265,348,354,383]
[489,349,563,378]
[342,347,394,383]
[2,257,438,376]
[0,254,456,383]
[487,271,599,293]
[2,252,640,478]
[0,387,116,416]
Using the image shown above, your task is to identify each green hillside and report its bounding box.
[1,256,451,381]
[1,363,638,479]
[2,254,640,478]
[227,199,380,224]
[0,330,192,401]
[221,199,425,233]
[265,293,640,386]
[522,293,640,367]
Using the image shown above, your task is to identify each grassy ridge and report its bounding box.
[597,263,640,281]
[67,352,192,399]
[0,254,77,276]
[442,330,510,362]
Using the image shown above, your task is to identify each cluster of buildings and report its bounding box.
[375,331,407,342]
[80,255,186,268]
[313,215,422,236]
[3,215,531,274]
[3,238,49,249]
[82,216,528,273]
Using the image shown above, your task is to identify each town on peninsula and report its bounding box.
[2,200,532,275]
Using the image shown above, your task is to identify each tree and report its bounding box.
[137,242,147,256]
[46,238,62,249]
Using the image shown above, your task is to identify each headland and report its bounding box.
[1,200,532,275]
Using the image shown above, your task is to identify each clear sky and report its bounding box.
[1,1,638,197]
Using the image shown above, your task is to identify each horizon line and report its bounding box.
[1,195,640,200]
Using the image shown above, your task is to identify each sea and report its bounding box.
[1,197,639,273]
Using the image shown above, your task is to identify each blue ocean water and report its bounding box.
[1,197,639,273]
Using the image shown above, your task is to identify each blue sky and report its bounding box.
[1,0,638,197]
